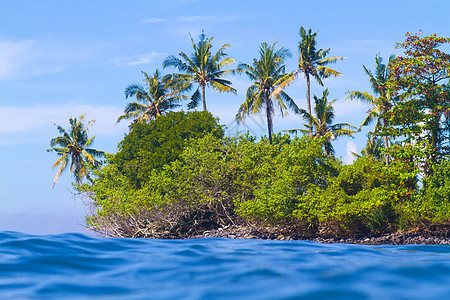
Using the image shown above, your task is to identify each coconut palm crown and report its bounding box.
[163,31,238,111]
[117,70,188,124]
[47,114,105,187]
[237,41,299,145]
[298,26,344,136]
[287,88,356,155]
[346,55,396,165]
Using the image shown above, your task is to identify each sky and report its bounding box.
[1,0,449,234]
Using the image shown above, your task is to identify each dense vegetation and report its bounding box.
[50,29,450,238]
[76,111,448,238]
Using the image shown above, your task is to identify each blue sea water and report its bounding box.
[0,231,449,299]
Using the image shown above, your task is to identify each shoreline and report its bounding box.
[188,225,450,245]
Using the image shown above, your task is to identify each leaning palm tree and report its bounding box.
[237,42,299,145]
[163,31,237,111]
[346,55,395,166]
[117,70,188,124]
[47,114,105,187]
[287,89,356,155]
[297,27,344,136]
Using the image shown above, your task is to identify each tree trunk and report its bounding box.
[202,84,207,111]
[383,135,389,167]
[266,94,273,145]
[306,73,313,137]
[382,117,390,167]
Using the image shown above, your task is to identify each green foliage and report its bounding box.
[76,31,450,238]
[294,157,418,235]
[117,70,188,125]
[387,32,450,168]
[82,134,242,237]
[236,41,298,144]
[47,114,105,187]
[400,160,450,227]
[163,31,237,111]
[287,88,356,155]
[297,26,344,136]
[235,136,339,225]
[112,111,224,187]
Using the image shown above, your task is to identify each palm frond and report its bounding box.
[188,88,202,109]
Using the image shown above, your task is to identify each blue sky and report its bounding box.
[1,0,449,234]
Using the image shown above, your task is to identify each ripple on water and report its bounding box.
[0,232,448,299]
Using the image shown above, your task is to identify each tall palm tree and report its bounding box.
[287,88,356,155]
[237,42,299,145]
[163,31,237,111]
[117,70,188,124]
[346,55,395,166]
[297,27,344,136]
[47,114,105,187]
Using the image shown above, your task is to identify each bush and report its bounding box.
[112,111,224,187]
[294,157,419,235]
[235,136,339,225]
[399,159,450,228]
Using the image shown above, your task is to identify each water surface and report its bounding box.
[0,231,449,299]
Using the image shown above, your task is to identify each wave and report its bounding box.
[0,231,449,299]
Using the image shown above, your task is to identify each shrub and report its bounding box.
[112,111,224,187]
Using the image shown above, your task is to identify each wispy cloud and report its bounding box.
[0,40,35,79]
[0,38,97,81]
[140,18,168,24]
[112,52,164,66]
[176,14,244,23]
[0,103,128,145]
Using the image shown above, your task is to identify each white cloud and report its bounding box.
[177,16,209,22]
[140,18,168,24]
[344,141,357,164]
[176,14,244,23]
[0,38,97,81]
[0,40,35,78]
[112,52,164,66]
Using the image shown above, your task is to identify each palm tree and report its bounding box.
[237,42,299,145]
[361,136,383,160]
[163,31,237,111]
[346,55,395,166]
[297,27,344,136]
[47,114,105,187]
[117,70,188,124]
[287,88,356,155]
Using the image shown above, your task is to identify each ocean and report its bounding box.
[0,231,449,299]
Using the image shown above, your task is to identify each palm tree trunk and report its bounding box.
[202,84,207,111]
[266,94,273,145]
[382,118,389,167]
[305,73,313,137]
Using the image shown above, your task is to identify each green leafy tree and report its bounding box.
[47,114,105,187]
[297,27,344,136]
[346,55,396,165]
[163,31,237,111]
[388,32,450,172]
[287,88,356,155]
[117,70,188,125]
[113,111,224,187]
[237,42,298,145]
